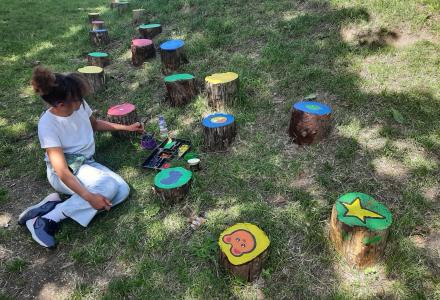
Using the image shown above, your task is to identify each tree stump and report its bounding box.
[87,52,110,68]
[218,223,270,282]
[329,192,393,268]
[288,101,332,145]
[107,103,138,138]
[205,72,239,109]
[139,23,162,39]
[154,167,192,204]
[110,0,118,9]
[159,39,188,75]
[115,1,129,14]
[88,12,100,23]
[131,39,155,67]
[90,29,110,46]
[77,66,105,93]
[202,113,236,152]
[164,73,197,107]
[91,20,105,30]
[132,9,145,25]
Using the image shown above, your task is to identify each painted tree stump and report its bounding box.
[329,192,393,268]
[90,29,110,46]
[205,72,239,109]
[87,52,110,68]
[288,101,332,145]
[202,113,236,152]
[139,23,162,39]
[219,223,270,281]
[113,1,129,14]
[110,0,118,8]
[132,9,145,25]
[164,73,197,107]
[154,167,192,204]
[160,39,188,74]
[91,20,105,30]
[131,39,155,67]
[88,12,100,23]
[77,66,105,93]
[107,103,138,138]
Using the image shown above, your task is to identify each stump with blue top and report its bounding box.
[160,39,188,74]
[202,113,237,152]
[288,99,332,145]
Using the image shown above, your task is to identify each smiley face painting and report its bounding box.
[219,223,270,266]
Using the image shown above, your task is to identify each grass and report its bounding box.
[0,0,439,299]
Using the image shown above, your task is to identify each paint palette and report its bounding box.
[141,138,192,170]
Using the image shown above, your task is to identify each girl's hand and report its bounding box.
[86,193,112,211]
[126,122,144,133]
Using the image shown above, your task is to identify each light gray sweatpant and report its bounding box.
[47,159,130,227]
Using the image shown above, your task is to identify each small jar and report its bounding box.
[187,158,201,171]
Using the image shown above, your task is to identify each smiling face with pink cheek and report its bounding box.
[222,230,256,256]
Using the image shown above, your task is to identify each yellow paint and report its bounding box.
[342,198,385,223]
[211,116,227,123]
[77,66,103,74]
[205,72,238,84]
[219,223,270,266]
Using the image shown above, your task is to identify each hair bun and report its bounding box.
[31,66,57,95]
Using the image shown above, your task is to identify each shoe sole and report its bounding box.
[25,218,56,249]
[18,194,61,225]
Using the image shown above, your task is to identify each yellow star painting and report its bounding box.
[342,198,385,223]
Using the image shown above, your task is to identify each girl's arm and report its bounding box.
[89,116,144,133]
[46,147,112,210]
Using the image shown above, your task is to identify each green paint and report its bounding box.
[154,167,192,189]
[336,193,392,231]
[363,235,382,245]
[89,52,108,58]
[305,104,320,110]
[139,23,161,29]
[164,140,175,149]
[164,73,194,82]
[183,152,198,160]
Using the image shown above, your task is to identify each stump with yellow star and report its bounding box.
[329,192,392,268]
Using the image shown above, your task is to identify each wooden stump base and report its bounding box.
[90,29,110,46]
[132,9,145,25]
[107,103,138,138]
[88,12,100,23]
[139,23,162,39]
[218,223,270,281]
[154,167,192,204]
[77,66,105,93]
[160,39,188,75]
[205,72,239,109]
[164,73,197,107]
[329,193,393,268]
[288,101,332,145]
[202,113,236,152]
[131,39,155,66]
[87,52,110,68]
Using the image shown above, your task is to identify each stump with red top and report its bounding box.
[91,20,105,30]
[288,100,332,145]
[131,39,155,66]
[139,24,162,39]
[107,103,139,138]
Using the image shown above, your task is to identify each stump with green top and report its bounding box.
[154,167,192,204]
[139,24,162,39]
[329,192,392,268]
[87,52,110,68]
[164,73,197,107]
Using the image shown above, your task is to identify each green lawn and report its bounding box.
[1,0,440,299]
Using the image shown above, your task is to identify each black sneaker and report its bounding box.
[25,217,59,248]
[18,193,61,225]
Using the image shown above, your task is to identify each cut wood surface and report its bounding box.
[154,167,192,204]
[205,72,239,109]
[77,66,105,93]
[107,103,138,138]
[139,23,162,39]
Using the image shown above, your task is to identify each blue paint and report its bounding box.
[293,101,331,115]
[160,170,182,185]
[160,39,184,50]
[91,29,108,33]
[202,113,235,128]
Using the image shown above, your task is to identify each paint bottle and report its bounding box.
[158,115,169,140]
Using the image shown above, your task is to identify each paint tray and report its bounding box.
[141,138,192,170]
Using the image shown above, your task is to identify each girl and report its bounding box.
[18,66,143,248]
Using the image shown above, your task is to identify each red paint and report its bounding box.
[132,39,153,47]
[162,163,170,169]
[92,20,104,24]
[107,103,136,116]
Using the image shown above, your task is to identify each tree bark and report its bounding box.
[90,29,110,46]
[164,74,197,107]
[131,39,155,67]
[205,72,239,109]
[219,249,268,282]
[88,12,100,23]
[107,103,138,138]
[160,47,188,75]
[203,116,237,152]
[87,52,110,68]
[91,20,105,30]
[77,66,105,93]
[132,9,146,25]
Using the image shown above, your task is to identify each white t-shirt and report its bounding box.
[38,101,95,161]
